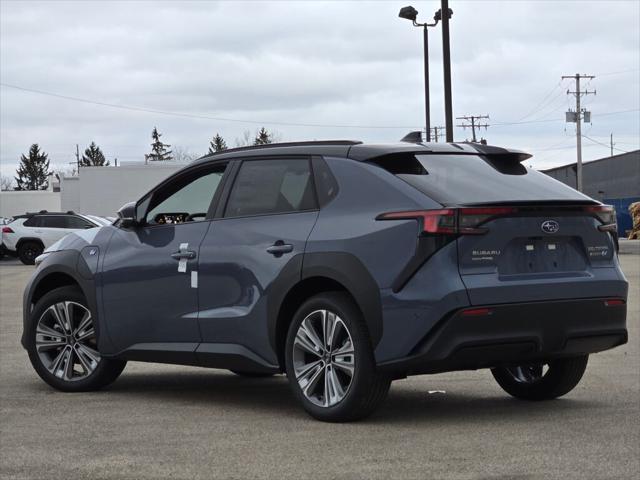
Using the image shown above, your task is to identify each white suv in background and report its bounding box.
[1,211,111,264]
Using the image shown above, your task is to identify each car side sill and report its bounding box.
[105,342,280,374]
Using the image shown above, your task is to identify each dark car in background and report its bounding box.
[21,138,628,421]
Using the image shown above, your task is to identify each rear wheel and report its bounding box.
[18,241,43,265]
[491,355,589,401]
[26,286,126,392]
[285,292,390,422]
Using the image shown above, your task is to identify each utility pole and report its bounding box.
[440,0,454,142]
[430,126,445,142]
[562,73,595,192]
[610,133,614,157]
[456,115,490,143]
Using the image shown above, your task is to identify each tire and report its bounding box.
[18,241,43,265]
[491,355,589,401]
[285,292,391,422]
[230,370,276,378]
[25,286,126,392]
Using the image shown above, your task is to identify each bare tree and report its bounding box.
[235,129,253,147]
[1,175,14,191]
[172,146,198,164]
[235,128,282,147]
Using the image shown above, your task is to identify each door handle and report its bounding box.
[266,242,293,256]
[171,250,196,260]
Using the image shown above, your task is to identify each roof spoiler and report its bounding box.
[468,143,532,163]
[400,131,423,143]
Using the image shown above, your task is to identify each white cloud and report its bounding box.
[1,0,638,176]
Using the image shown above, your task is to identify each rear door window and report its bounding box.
[387,154,590,205]
[224,159,316,217]
[38,216,67,228]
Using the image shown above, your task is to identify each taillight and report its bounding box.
[458,207,518,234]
[1,227,13,233]
[584,205,617,232]
[377,209,456,234]
[604,299,625,307]
[377,207,516,235]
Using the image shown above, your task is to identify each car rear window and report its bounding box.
[381,154,590,205]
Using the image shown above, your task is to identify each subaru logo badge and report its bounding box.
[541,220,560,234]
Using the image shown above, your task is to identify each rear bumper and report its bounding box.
[378,297,627,377]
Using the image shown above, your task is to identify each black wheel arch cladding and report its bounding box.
[22,250,110,353]
[268,252,382,361]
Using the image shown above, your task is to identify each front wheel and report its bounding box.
[491,355,589,401]
[285,292,390,422]
[26,286,126,392]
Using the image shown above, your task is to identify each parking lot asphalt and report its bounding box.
[0,247,638,480]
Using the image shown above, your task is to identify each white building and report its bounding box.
[60,163,183,216]
[1,163,184,218]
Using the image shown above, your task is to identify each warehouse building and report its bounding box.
[542,150,640,236]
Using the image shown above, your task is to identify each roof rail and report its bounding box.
[202,140,362,159]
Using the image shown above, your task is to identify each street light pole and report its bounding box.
[399,6,439,142]
[440,0,454,142]
[422,25,431,141]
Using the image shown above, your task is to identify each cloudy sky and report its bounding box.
[1,0,639,179]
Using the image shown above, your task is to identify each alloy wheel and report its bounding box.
[292,309,355,407]
[35,301,100,381]
[506,364,549,384]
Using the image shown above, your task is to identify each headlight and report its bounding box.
[34,252,51,267]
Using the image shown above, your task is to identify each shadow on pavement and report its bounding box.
[103,369,602,424]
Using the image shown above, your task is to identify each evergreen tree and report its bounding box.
[253,127,273,145]
[146,127,173,162]
[208,133,228,154]
[80,141,109,166]
[14,144,51,190]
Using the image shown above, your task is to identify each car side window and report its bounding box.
[224,158,316,218]
[23,217,38,227]
[312,157,339,207]
[144,164,227,225]
[65,216,95,229]
[38,216,67,228]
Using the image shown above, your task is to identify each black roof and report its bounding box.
[192,136,531,165]
[14,210,77,219]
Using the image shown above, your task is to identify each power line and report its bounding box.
[582,134,629,154]
[597,68,640,77]
[514,81,563,122]
[2,81,638,132]
[0,82,421,130]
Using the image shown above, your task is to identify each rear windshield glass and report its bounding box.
[393,154,589,205]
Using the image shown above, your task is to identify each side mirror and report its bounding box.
[117,202,138,228]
